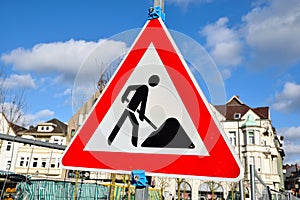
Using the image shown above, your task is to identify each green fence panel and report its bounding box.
[15,180,162,200]
[15,180,108,200]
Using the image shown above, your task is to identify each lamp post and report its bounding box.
[78,171,89,200]
[236,117,244,200]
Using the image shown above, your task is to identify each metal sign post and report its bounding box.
[154,0,164,12]
[131,170,148,200]
[250,164,255,200]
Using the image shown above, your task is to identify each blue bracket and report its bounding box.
[148,6,165,22]
[131,170,148,187]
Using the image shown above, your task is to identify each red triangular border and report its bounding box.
[62,18,242,180]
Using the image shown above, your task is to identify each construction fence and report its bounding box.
[13,180,161,200]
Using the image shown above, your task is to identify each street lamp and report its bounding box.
[77,171,90,200]
[235,115,245,200]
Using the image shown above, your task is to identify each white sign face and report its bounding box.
[85,43,209,156]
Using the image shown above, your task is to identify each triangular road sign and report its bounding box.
[61,18,243,181]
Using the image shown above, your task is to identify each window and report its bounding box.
[234,113,241,119]
[33,158,38,167]
[79,114,84,126]
[243,157,247,173]
[41,158,47,168]
[71,129,76,137]
[249,156,254,165]
[248,131,254,144]
[25,157,29,167]
[6,142,12,151]
[6,160,11,170]
[68,170,76,178]
[19,157,24,167]
[50,158,56,168]
[53,139,59,144]
[272,156,277,174]
[229,131,237,146]
[257,157,261,172]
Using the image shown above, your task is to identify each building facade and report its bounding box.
[211,96,285,198]
[0,112,26,172]
[13,118,67,180]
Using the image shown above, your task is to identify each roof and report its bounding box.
[24,118,67,134]
[0,112,27,134]
[214,96,269,120]
[10,122,27,133]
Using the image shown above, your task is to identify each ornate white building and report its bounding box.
[212,96,284,191]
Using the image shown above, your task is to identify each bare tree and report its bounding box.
[156,177,171,200]
[203,181,223,200]
[0,66,28,127]
[225,181,239,200]
[176,178,185,200]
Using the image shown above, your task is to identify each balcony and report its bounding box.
[242,145,271,154]
[14,166,62,176]
[262,146,271,155]
[259,173,281,184]
[18,146,63,154]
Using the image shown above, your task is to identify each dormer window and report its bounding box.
[234,113,241,120]
[37,123,56,132]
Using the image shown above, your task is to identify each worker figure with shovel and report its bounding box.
[108,75,160,147]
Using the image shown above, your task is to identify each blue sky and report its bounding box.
[0,0,300,164]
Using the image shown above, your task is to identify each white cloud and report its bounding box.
[1,39,128,86]
[199,0,300,73]
[284,143,300,154]
[23,109,55,126]
[278,126,300,141]
[272,82,300,112]
[200,17,243,77]
[167,0,213,9]
[243,0,300,68]
[55,88,72,98]
[282,142,300,163]
[3,74,36,89]
[278,126,300,164]
[55,88,73,106]
[62,88,72,96]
